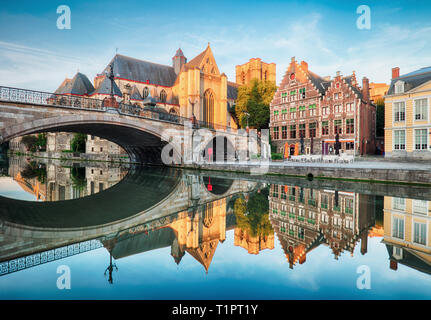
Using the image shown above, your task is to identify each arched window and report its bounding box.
[160,89,167,103]
[143,87,149,98]
[242,72,246,84]
[264,71,268,81]
[169,108,177,114]
[203,89,214,124]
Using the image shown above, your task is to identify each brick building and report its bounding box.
[270,57,376,156]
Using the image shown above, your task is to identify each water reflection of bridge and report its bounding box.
[0,161,259,276]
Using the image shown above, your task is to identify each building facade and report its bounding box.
[54,44,239,130]
[270,57,376,155]
[235,58,276,85]
[383,195,431,274]
[384,66,431,159]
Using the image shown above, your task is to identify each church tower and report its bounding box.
[172,48,187,75]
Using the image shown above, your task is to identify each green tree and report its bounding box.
[70,133,87,153]
[375,98,385,137]
[21,135,38,152]
[233,188,273,238]
[235,79,277,130]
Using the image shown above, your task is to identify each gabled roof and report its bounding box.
[55,72,95,96]
[343,75,363,99]
[130,85,142,100]
[102,54,177,87]
[173,48,185,58]
[92,76,122,97]
[387,66,431,95]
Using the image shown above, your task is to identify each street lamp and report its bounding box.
[244,112,250,129]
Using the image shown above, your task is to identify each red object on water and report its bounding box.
[207,177,212,191]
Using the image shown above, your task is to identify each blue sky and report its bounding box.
[0,0,430,91]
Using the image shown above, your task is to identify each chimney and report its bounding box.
[362,77,370,102]
[390,260,398,271]
[392,67,400,79]
[300,61,308,71]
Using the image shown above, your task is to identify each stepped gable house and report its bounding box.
[54,44,239,129]
[270,57,376,156]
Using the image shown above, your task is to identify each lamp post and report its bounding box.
[244,112,250,130]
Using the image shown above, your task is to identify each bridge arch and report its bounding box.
[1,112,183,164]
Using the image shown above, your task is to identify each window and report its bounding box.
[393,197,406,211]
[299,123,306,138]
[346,103,354,113]
[322,121,329,135]
[282,126,287,139]
[394,102,405,122]
[273,127,279,140]
[346,119,354,134]
[394,130,406,150]
[415,99,428,120]
[299,105,306,118]
[346,142,354,150]
[395,81,404,94]
[160,89,167,103]
[413,200,428,215]
[309,123,316,138]
[321,194,329,209]
[143,87,149,98]
[322,106,329,115]
[415,129,428,150]
[334,93,339,100]
[290,125,296,139]
[345,198,354,214]
[334,119,342,134]
[272,185,279,198]
[334,105,342,113]
[413,222,427,245]
[392,217,404,239]
[203,90,214,123]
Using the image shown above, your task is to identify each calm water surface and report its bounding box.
[0,155,430,299]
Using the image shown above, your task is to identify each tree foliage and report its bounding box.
[375,98,385,137]
[235,79,277,130]
[233,188,273,238]
[70,133,87,153]
[21,133,46,152]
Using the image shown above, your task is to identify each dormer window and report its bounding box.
[395,81,404,94]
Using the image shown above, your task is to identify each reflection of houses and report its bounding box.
[269,184,375,268]
[383,196,431,274]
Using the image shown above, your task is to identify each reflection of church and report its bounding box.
[102,198,234,273]
[269,184,375,268]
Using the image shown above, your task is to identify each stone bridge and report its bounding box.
[0,86,254,164]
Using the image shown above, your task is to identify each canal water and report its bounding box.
[0,155,430,299]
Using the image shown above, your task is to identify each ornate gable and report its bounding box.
[186,43,220,75]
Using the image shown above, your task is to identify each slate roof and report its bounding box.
[227,81,239,100]
[343,76,363,99]
[387,66,431,95]
[103,54,178,87]
[306,70,328,96]
[385,244,431,275]
[130,85,142,100]
[54,72,95,95]
[92,76,122,97]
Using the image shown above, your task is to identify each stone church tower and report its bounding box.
[235,58,276,85]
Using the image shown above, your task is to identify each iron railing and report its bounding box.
[0,85,234,132]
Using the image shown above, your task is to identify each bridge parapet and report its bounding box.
[0,85,235,133]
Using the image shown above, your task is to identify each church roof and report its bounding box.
[92,76,122,97]
[227,82,239,100]
[103,54,178,87]
[130,85,142,100]
[185,45,211,69]
[173,48,185,58]
[55,72,95,96]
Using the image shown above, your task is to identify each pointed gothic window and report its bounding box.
[160,89,167,103]
[203,89,215,124]
[143,87,149,98]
